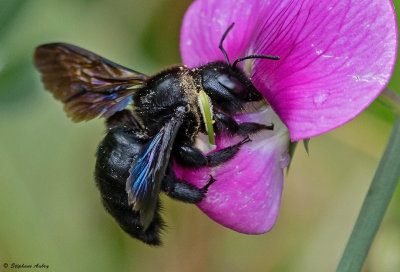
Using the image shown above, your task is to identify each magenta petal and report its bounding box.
[173,108,290,234]
[180,0,263,66]
[180,0,398,141]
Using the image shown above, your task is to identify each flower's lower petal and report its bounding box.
[173,107,290,234]
[180,0,397,141]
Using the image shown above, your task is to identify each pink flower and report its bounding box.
[175,0,398,234]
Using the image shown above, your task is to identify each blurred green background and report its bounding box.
[0,0,399,271]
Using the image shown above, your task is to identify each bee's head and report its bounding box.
[198,22,280,113]
[197,61,262,113]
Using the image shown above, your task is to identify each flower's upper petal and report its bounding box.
[180,0,263,67]
[173,108,290,234]
[180,0,398,141]
[250,0,397,140]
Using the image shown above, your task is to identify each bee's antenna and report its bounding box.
[219,23,235,66]
[219,23,280,69]
[232,55,280,70]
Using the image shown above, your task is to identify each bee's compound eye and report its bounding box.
[217,74,235,90]
[217,74,247,98]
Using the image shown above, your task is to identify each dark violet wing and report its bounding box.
[126,109,185,230]
[34,43,149,122]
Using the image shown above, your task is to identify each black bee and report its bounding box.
[33,23,279,245]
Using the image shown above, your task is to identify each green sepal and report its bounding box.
[286,141,298,172]
[303,138,310,155]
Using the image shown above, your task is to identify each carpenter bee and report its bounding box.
[33,23,279,245]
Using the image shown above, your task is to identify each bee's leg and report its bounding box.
[105,109,141,129]
[174,137,250,168]
[162,164,216,203]
[214,112,274,136]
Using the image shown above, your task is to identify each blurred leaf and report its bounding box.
[0,58,36,106]
[366,97,397,124]
[0,0,29,39]
[0,0,33,107]
[139,0,192,66]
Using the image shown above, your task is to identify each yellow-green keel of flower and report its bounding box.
[197,89,215,145]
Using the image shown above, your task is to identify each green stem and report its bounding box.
[337,115,400,272]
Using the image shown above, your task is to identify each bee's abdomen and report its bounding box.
[94,127,164,245]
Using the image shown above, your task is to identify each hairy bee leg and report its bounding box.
[162,165,215,203]
[214,112,274,136]
[206,137,250,166]
[105,109,141,129]
[175,137,250,168]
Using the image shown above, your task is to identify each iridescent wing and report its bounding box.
[126,110,184,230]
[34,43,148,122]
